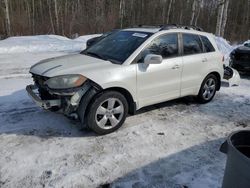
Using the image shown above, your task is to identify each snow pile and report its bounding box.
[0,34,101,54]
[215,37,234,65]
[215,36,234,55]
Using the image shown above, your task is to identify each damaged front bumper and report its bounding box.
[26,85,61,110]
[26,82,96,119]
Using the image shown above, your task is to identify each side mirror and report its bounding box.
[144,54,163,65]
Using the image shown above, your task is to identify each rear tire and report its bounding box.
[197,74,218,104]
[86,91,128,135]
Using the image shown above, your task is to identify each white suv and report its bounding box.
[27,25,224,134]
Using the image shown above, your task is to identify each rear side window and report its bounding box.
[142,33,179,59]
[183,34,203,55]
[201,36,215,53]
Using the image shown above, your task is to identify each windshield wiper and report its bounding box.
[83,51,107,60]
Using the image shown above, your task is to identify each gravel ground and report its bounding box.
[0,53,249,188]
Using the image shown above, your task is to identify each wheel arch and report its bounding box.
[208,71,221,91]
[102,87,137,115]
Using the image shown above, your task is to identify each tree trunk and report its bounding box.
[47,0,55,34]
[247,0,250,26]
[190,0,196,25]
[162,0,167,23]
[54,0,59,34]
[194,0,202,26]
[25,0,32,34]
[119,0,125,28]
[32,0,35,34]
[166,0,173,24]
[4,0,11,36]
[221,0,229,37]
[216,0,225,36]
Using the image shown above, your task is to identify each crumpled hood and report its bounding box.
[30,54,119,79]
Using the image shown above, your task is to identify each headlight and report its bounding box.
[45,74,87,89]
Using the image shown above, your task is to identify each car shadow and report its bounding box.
[0,89,96,138]
[99,138,227,188]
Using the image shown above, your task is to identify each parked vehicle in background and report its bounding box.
[230,41,250,73]
[26,25,224,135]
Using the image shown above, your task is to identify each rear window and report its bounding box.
[201,36,215,53]
[183,34,203,55]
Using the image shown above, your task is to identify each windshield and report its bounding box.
[82,31,152,64]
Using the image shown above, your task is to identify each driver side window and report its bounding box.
[138,33,179,63]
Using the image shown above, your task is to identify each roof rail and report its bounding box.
[131,24,204,32]
[159,24,203,31]
[136,25,162,28]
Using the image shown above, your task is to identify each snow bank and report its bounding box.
[0,34,100,54]
[215,37,234,56]
[214,37,234,65]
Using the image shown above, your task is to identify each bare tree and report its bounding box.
[248,0,250,38]
[162,0,167,23]
[54,0,59,33]
[216,0,224,36]
[194,0,202,26]
[3,0,11,36]
[190,0,197,25]
[0,0,248,42]
[166,0,173,24]
[119,0,126,28]
[47,0,55,34]
[221,0,229,37]
[216,0,229,37]
[32,0,35,34]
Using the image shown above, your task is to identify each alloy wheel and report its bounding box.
[202,78,216,100]
[95,98,124,129]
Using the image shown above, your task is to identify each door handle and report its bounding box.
[202,58,208,62]
[172,65,180,69]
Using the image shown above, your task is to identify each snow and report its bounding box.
[244,40,250,45]
[0,34,249,188]
[0,34,101,54]
[215,37,234,56]
[214,36,234,65]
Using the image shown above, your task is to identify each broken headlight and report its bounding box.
[45,74,87,89]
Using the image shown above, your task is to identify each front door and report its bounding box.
[136,33,182,108]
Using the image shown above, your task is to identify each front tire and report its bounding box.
[86,91,128,135]
[197,74,218,103]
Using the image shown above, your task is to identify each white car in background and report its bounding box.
[27,25,224,135]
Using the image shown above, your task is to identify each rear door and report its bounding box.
[180,33,206,96]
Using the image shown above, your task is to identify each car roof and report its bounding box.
[123,26,213,37]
